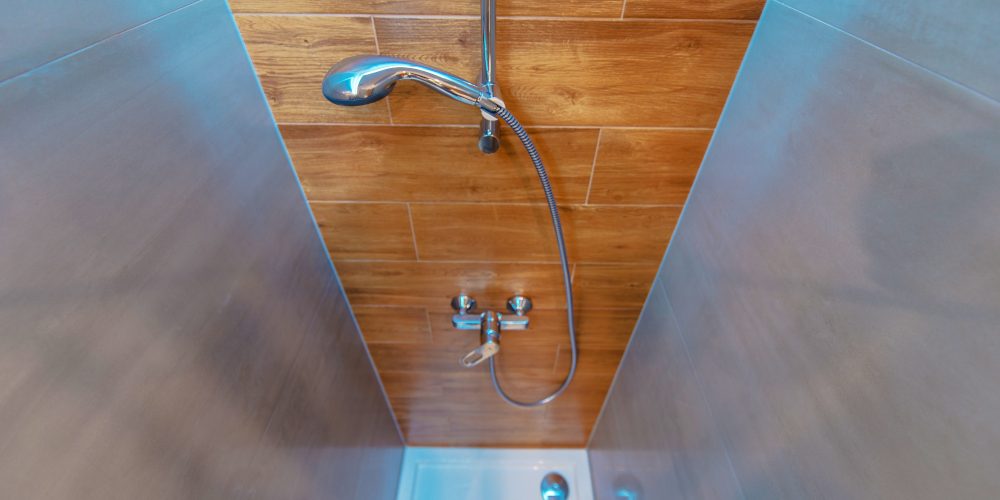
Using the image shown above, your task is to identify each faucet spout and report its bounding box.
[322,55,492,108]
[459,311,501,368]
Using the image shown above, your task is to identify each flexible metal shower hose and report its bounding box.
[489,107,577,407]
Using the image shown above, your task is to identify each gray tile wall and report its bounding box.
[0,0,402,498]
[588,1,1000,499]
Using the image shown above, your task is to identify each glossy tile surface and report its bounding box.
[782,0,1000,101]
[0,0,401,497]
[237,279,404,500]
[0,0,193,82]
[588,282,740,500]
[593,1,1000,498]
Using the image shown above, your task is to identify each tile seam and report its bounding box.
[584,128,603,204]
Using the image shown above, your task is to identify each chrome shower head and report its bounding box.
[322,55,499,111]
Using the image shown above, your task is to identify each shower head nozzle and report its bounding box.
[322,55,493,109]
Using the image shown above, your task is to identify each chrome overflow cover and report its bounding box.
[541,472,569,500]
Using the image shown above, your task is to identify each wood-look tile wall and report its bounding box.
[231,0,761,447]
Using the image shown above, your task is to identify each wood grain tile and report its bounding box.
[410,203,680,263]
[392,372,614,446]
[555,344,627,374]
[333,260,566,308]
[283,125,597,204]
[235,15,390,123]
[352,305,431,343]
[429,308,640,346]
[334,260,653,310]
[624,0,767,20]
[378,371,443,398]
[588,128,714,205]
[310,202,416,260]
[233,6,754,448]
[228,0,622,17]
[573,264,659,309]
[375,18,754,126]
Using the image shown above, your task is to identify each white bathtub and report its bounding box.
[396,447,594,500]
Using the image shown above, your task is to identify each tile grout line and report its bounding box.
[231,12,758,23]
[422,307,434,342]
[1,0,204,88]
[370,15,381,54]
[235,277,332,500]
[277,121,716,131]
[369,16,395,125]
[333,258,659,265]
[584,128,603,204]
[406,202,420,261]
[309,200,686,208]
[662,283,748,500]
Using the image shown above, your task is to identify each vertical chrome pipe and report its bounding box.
[481,0,496,95]
[478,0,502,154]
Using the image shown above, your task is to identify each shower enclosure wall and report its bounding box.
[588,1,1000,498]
[0,0,402,498]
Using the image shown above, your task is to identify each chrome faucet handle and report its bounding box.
[459,339,499,367]
[506,296,532,315]
[452,313,481,330]
[498,313,529,330]
[451,295,477,314]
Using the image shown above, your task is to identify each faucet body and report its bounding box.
[453,295,531,368]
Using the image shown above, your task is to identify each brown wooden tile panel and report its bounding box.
[376,18,754,126]
[624,0,767,20]
[376,371,443,398]
[352,305,431,343]
[555,344,627,374]
[573,263,659,309]
[235,7,753,447]
[234,15,390,124]
[428,308,640,345]
[369,307,637,446]
[392,372,615,446]
[333,260,567,308]
[227,0,622,17]
[310,202,416,260]
[409,203,680,263]
[333,261,655,310]
[283,125,597,204]
[588,128,714,205]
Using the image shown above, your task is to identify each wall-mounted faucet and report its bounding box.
[322,0,503,154]
[452,295,531,367]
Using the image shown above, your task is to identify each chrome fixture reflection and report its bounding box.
[541,473,570,500]
[322,0,503,154]
[321,0,577,408]
[454,295,530,368]
[322,55,499,111]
